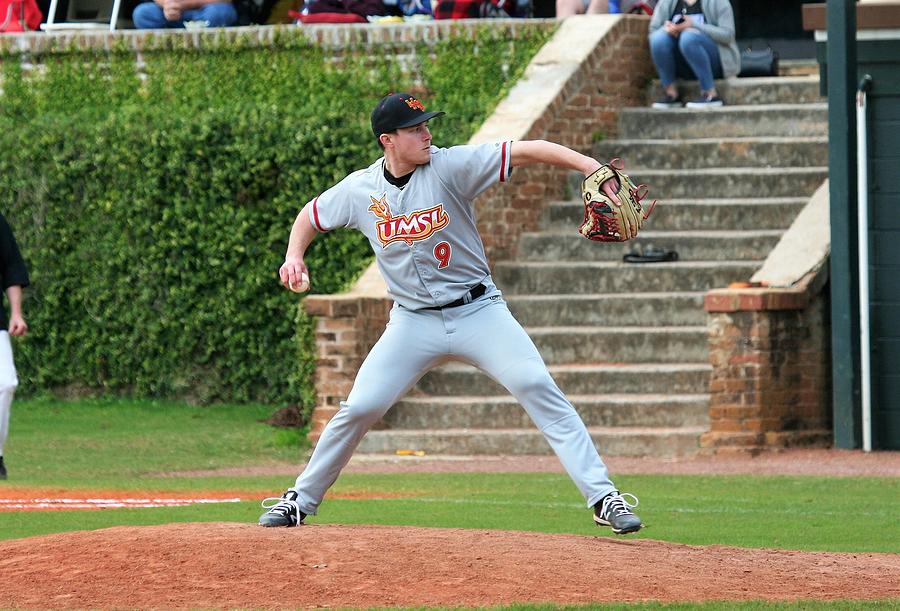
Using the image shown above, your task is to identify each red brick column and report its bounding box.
[701,271,832,452]
[303,294,392,444]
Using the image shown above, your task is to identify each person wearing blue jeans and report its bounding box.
[555,0,608,20]
[648,0,740,108]
[132,0,237,28]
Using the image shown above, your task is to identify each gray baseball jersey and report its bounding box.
[308,141,513,309]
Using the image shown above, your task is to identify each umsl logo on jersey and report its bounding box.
[368,194,450,247]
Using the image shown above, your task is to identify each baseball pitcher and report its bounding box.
[259,92,651,534]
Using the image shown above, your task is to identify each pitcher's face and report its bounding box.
[387,121,433,166]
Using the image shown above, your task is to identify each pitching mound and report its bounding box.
[1,523,898,608]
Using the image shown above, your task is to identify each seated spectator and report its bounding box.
[132,0,237,28]
[556,0,607,19]
[648,0,740,108]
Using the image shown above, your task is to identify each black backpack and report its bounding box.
[233,0,279,24]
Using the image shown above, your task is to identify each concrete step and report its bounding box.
[593,136,828,169]
[528,325,708,364]
[518,229,782,262]
[647,75,822,105]
[494,260,758,294]
[385,394,710,429]
[505,292,707,326]
[357,426,706,457]
[567,167,827,200]
[618,103,828,139]
[778,60,820,77]
[417,362,711,396]
[547,198,808,231]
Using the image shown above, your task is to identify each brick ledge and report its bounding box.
[704,263,828,313]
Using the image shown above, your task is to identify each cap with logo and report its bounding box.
[371,92,445,139]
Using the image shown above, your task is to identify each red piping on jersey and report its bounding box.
[311,197,324,232]
[500,141,508,183]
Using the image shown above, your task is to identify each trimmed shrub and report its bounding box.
[0,25,554,411]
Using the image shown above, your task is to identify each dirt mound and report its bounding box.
[1,523,897,608]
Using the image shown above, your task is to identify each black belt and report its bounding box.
[424,284,487,310]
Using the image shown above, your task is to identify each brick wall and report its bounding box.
[303,294,393,442]
[702,271,832,452]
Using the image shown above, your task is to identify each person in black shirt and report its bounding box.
[0,212,29,480]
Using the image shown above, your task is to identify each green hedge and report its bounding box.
[0,26,554,412]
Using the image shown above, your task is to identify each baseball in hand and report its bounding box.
[290,272,310,293]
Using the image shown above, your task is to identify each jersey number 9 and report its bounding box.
[433,241,452,269]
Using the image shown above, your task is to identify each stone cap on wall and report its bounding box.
[305,265,388,317]
[706,179,830,313]
[704,264,828,313]
[0,19,556,56]
[751,179,829,289]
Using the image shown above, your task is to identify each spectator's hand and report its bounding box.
[664,18,691,36]
[8,314,27,337]
[163,0,182,21]
[681,15,699,32]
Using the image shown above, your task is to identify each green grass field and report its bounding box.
[2,398,899,610]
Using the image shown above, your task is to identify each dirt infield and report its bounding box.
[1,522,898,608]
[3,450,898,608]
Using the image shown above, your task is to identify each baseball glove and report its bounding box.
[579,159,656,242]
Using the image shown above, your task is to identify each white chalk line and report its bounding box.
[0,498,242,510]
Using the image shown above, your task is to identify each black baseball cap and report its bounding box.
[371,92,445,139]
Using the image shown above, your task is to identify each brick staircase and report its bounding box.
[356,71,827,458]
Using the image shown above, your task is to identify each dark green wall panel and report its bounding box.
[873,194,900,229]
[873,305,900,338]
[874,374,900,405]
[873,407,900,449]
[821,32,900,449]
[872,159,900,193]
[857,40,900,65]
[873,271,900,300]
[874,339,900,374]
[872,99,900,122]
[857,64,900,95]
[862,37,900,450]
[872,231,900,266]
[869,121,900,159]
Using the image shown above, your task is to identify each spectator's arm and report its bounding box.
[5,286,27,337]
[648,0,671,32]
[693,2,736,45]
[693,22,735,44]
[0,216,29,293]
